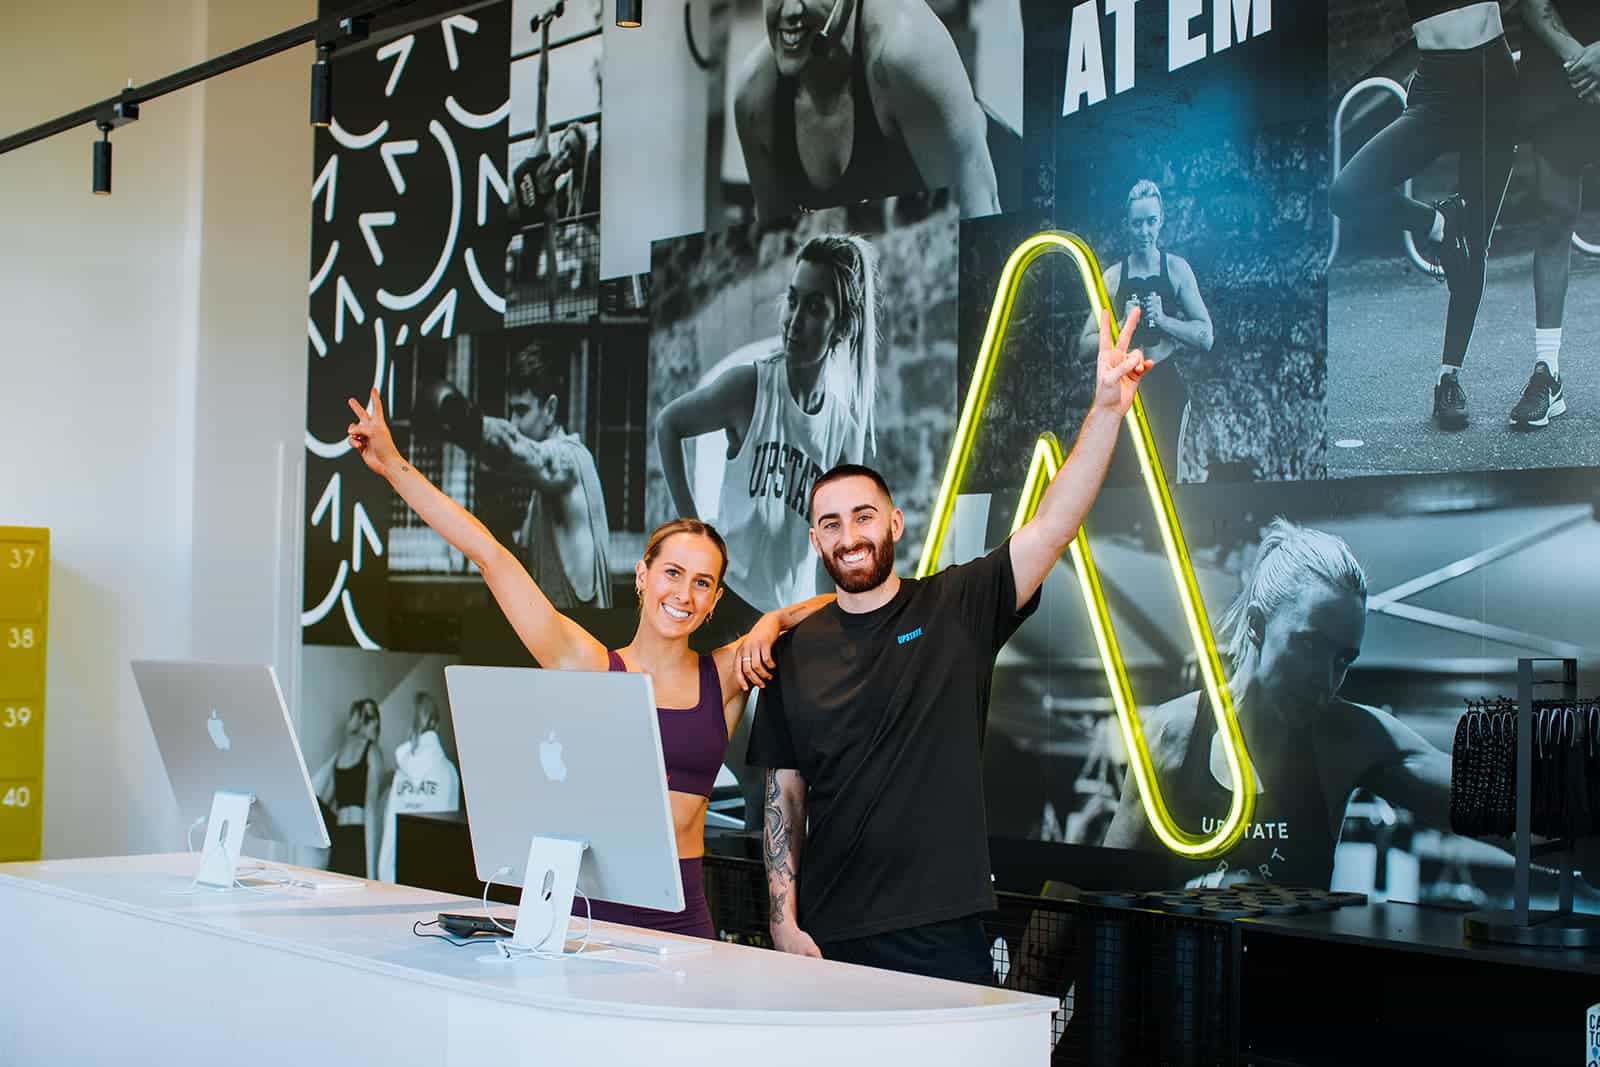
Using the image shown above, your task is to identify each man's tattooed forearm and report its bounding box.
[763,771,792,878]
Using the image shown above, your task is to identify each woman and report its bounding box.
[656,233,878,624]
[377,692,462,884]
[317,699,384,880]
[1083,179,1215,483]
[1100,519,1451,889]
[345,390,828,938]
[1329,0,1519,429]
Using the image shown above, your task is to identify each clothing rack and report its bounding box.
[1462,657,1600,947]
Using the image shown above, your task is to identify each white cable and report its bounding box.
[479,869,648,967]
[173,815,299,897]
[186,815,207,854]
[482,866,518,935]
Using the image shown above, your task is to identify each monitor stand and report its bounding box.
[512,835,590,954]
[193,791,363,892]
[194,790,253,889]
[509,835,713,959]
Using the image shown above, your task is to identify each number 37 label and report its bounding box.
[0,534,48,619]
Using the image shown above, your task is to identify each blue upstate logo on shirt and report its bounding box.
[897,627,923,646]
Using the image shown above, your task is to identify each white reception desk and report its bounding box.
[0,854,1057,1065]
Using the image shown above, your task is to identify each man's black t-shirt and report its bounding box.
[745,539,1040,942]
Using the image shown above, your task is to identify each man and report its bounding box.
[1511,0,1600,428]
[480,341,613,609]
[746,309,1151,984]
[732,0,999,224]
[1099,519,1451,889]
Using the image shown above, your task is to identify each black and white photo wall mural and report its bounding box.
[299,0,1600,910]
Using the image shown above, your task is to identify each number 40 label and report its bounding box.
[1,785,30,807]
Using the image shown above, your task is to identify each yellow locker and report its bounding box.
[0,527,46,861]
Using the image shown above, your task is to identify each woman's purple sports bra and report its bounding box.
[606,651,728,799]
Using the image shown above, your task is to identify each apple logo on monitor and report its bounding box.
[207,710,232,752]
[539,730,567,782]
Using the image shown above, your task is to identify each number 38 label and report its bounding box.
[0,622,46,696]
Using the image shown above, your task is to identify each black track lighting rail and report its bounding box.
[0,0,417,159]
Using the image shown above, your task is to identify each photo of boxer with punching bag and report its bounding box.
[413,336,613,610]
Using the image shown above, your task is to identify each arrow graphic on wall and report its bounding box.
[358,212,397,266]
[352,502,384,573]
[310,473,342,543]
[379,140,418,195]
[334,276,366,343]
[375,34,415,97]
[442,14,479,72]
[477,153,509,226]
[312,154,339,222]
[420,289,458,338]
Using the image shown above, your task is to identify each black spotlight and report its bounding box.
[92,124,112,196]
[90,98,137,197]
[616,0,642,27]
[310,44,334,128]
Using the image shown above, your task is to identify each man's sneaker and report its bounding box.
[1430,195,1471,292]
[1509,362,1567,428]
[1433,371,1468,429]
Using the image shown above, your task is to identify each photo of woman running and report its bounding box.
[1329,0,1519,430]
[344,390,832,937]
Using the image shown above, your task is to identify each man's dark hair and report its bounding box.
[808,463,894,522]
[507,340,569,409]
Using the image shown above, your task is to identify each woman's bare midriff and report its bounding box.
[670,790,710,860]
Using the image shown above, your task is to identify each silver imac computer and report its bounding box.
[130,660,342,890]
[445,665,704,957]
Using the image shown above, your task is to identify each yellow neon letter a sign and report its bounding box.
[916,231,1254,859]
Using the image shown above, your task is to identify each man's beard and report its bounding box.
[822,530,896,594]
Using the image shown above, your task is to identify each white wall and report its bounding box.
[188,2,316,718]
[599,0,710,278]
[0,0,314,859]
